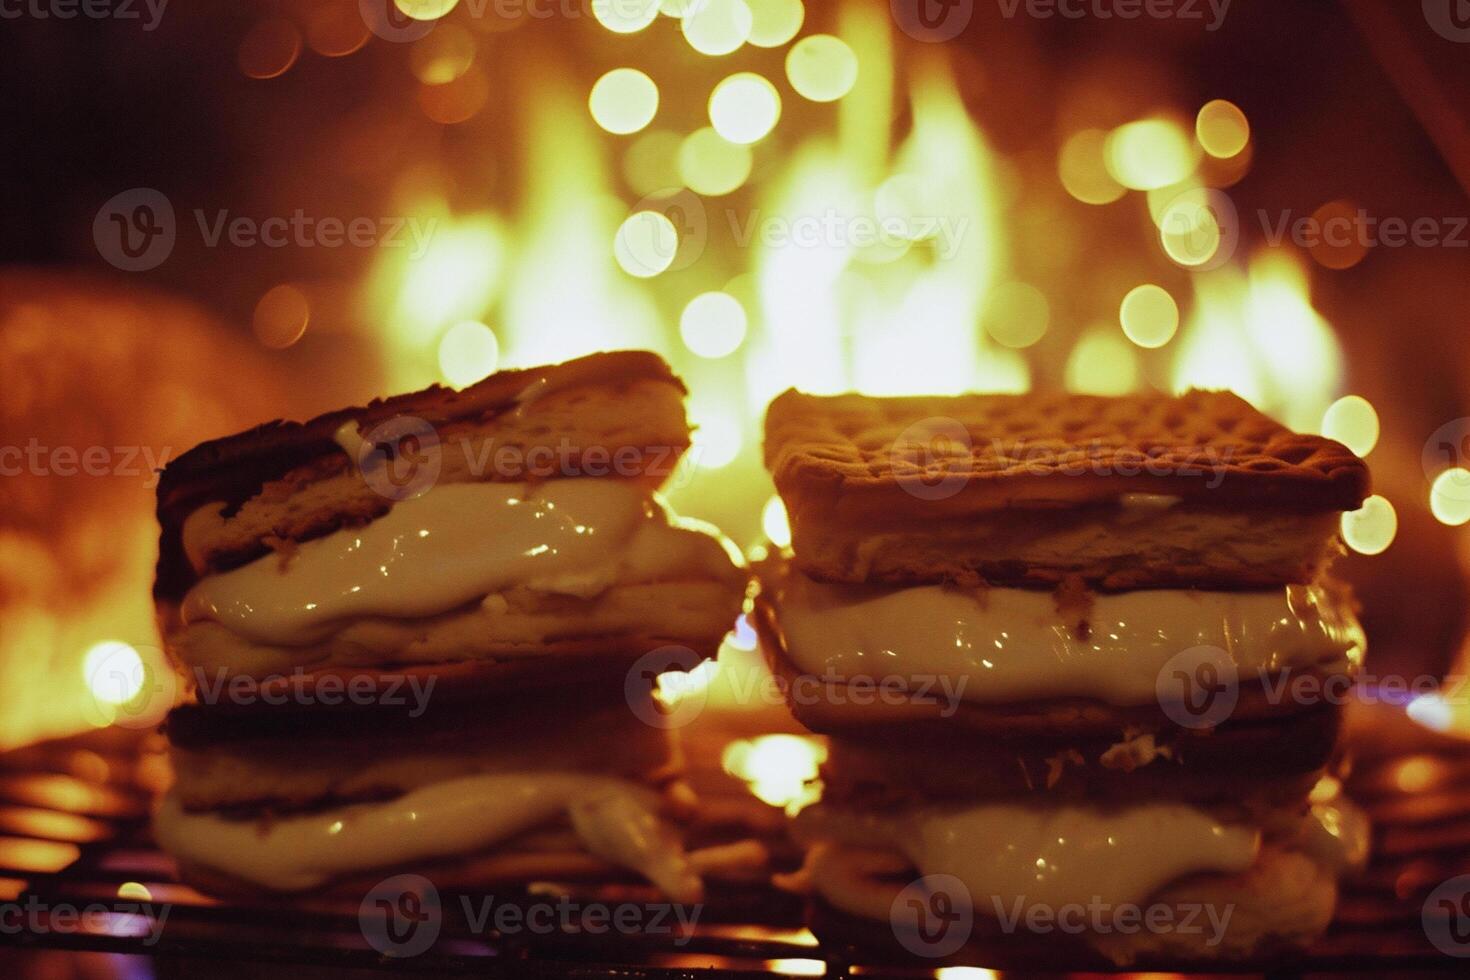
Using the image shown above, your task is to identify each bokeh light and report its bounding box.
[1059,129,1126,205]
[678,127,753,196]
[709,72,782,144]
[984,282,1049,349]
[1320,394,1379,457]
[82,641,144,707]
[437,320,500,388]
[786,34,858,103]
[1158,188,1225,268]
[593,0,661,34]
[1342,495,1397,555]
[1065,328,1140,396]
[762,495,791,547]
[680,292,748,358]
[409,24,476,84]
[1106,118,1198,190]
[418,67,490,124]
[682,0,753,56]
[304,5,371,57]
[746,0,804,47]
[1430,469,1470,526]
[395,0,459,20]
[237,18,301,80]
[1119,283,1179,349]
[1196,99,1250,158]
[589,68,659,135]
[252,284,310,349]
[614,211,679,277]
[1307,199,1369,271]
[691,411,742,469]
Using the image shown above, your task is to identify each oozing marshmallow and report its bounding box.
[154,772,702,901]
[182,479,741,646]
[771,573,1363,707]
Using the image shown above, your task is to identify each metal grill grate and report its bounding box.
[0,721,1466,976]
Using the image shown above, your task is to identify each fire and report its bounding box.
[722,734,827,812]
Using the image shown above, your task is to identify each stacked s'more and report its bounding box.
[150,351,746,902]
[756,388,1372,966]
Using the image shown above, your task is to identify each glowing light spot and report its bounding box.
[304,5,370,57]
[746,0,804,47]
[395,0,459,20]
[1065,328,1140,396]
[786,34,858,103]
[984,282,1049,349]
[762,495,791,547]
[437,320,499,388]
[1407,694,1459,734]
[252,284,310,350]
[593,0,660,33]
[1342,495,1397,555]
[680,292,748,358]
[1158,188,1224,268]
[678,127,752,196]
[656,658,720,704]
[1321,395,1379,457]
[1058,129,1125,205]
[1196,99,1250,159]
[237,18,301,80]
[691,411,742,469]
[613,211,679,278]
[82,641,144,706]
[722,734,826,811]
[623,130,684,196]
[1430,468,1470,526]
[588,68,659,135]
[1119,283,1179,349]
[418,67,490,124]
[682,0,753,55]
[1105,118,1198,191]
[409,24,476,84]
[709,72,781,144]
[1307,199,1369,271]
[117,882,152,901]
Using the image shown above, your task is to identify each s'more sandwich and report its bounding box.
[755,388,1372,967]
[150,351,747,902]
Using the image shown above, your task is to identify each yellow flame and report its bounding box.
[722,734,827,811]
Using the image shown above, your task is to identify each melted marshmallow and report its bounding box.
[182,479,739,646]
[774,574,1362,706]
[153,772,701,901]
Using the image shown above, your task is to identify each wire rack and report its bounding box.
[0,717,1466,977]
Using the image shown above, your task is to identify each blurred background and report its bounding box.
[2,0,1470,751]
